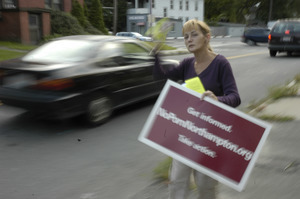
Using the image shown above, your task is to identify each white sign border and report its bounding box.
[139,80,272,192]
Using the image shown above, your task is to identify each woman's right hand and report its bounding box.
[151,42,163,55]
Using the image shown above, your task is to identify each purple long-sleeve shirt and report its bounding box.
[154,54,241,108]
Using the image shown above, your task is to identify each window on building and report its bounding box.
[29,13,42,44]
[170,0,174,9]
[195,0,198,11]
[1,0,17,9]
[138,0,143,8]
[186,17,189,22]
[53,0,62,10]
[45,0,63,10]
[163,8,167,17]
[152,0,155,8]
[185,0,189,11]
[179,0,183,10]
[45,0,51,8]
[171,23,175,31]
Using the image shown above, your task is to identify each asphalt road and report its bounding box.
[0,37,299,199]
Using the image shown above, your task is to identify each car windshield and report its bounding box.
[272,22,300,34]
[22,40,97,62]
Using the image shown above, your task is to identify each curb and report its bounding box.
[248,80,300,119]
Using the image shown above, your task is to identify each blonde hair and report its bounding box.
[182,19,213,52]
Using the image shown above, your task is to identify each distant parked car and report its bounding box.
[267,20,277,30]
[268,19,300,57]
[116,32,153,41]
[241,27,270,45]
[0,35,178,126]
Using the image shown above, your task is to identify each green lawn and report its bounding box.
[0,41,36,61]
[0,49,26,61]
[0,41,36,51]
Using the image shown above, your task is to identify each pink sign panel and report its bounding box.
[139,80,272,191]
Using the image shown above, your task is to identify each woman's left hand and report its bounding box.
[201,90,218,101]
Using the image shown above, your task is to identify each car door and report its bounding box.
[92,41,157,106]
[115,42,158,103]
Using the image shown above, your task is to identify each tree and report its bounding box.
[205,0,300,25]
[101,0,127,32]
[256,0,300,22]
[70,0,103,35]
[205,0,259,24]
[51,11,86,36]
[87,0,108,34]
[71,0,86,27]
[83,2,89,19]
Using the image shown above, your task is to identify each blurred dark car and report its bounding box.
[241,27,270,45]
[0,35,178,126]
[268,19,300,57]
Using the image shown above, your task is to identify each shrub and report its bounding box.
[71,0,86,27]
[87,0,108,34]
[84,20,103,35]
[50,11,86,36]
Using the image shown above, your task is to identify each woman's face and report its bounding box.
[183,28,208,53]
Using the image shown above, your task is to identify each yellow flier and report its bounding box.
[185,77,206,94]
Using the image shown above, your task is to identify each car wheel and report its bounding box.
[85,94,113,126]
[287,51,293,56]
[270,50,277,57]
[246,40,256,46]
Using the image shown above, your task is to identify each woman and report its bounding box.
[153,19,241,199]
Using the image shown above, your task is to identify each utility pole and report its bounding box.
[103,0,117,35]
[268,0,273,21]
[113,0,118,35]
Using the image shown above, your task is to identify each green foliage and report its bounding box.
[83,3,89,18]
[50,11,86,35]
[0,49,25,61]
[101,0,128,32]
[101,0,113,31]
[0,41,36,51]
[42,34,63,43]
[247,74,300,122]
[153,157,172,180]
[268,85,298,100]
[258,114,295,121]
[71,0,86,27]
[87,0,108,34]
[294,74,300,82]
[69,0,102,35]
[50,10,103,36]
[84,19,103,35]
[205,0,300,24]
[146,18,173,42]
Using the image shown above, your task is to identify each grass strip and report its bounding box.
[0,49,25,61]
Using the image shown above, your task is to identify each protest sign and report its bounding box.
[138,80,272,191]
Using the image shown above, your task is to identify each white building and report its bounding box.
[126,0,204,37]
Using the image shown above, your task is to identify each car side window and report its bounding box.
[96,42,123,67]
